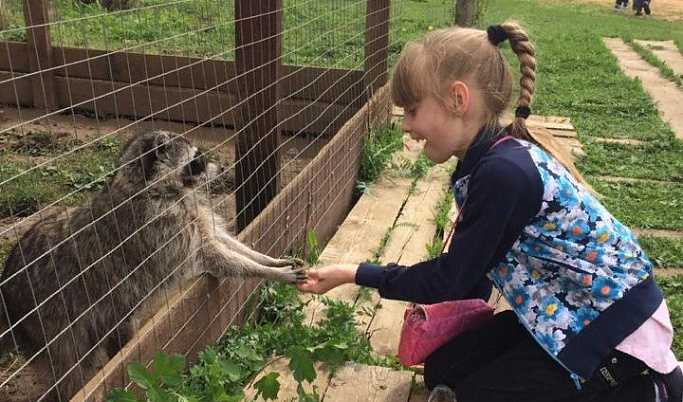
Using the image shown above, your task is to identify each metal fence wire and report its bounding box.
[0,0,452,400]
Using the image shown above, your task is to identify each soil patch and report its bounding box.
[564,0,683,21]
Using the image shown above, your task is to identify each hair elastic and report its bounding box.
[515,106,531,119]
[486,25,508,46]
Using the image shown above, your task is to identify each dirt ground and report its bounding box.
[566,0,683,20]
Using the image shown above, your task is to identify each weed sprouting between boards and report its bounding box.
[425,189,454,259]
[306,229,321,266]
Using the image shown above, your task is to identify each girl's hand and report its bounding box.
[296,264,358,294]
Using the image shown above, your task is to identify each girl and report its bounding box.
[297,23,682,402]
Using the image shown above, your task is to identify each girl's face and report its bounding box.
[402,94,477,163]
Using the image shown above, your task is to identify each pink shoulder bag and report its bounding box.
[397,136,513,367]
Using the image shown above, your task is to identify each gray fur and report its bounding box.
[0,131,305,401]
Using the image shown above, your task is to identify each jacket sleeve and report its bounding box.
[355,155,543,304]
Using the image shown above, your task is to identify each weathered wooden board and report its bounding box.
[592,137,646,146]
[489,287,512,313]
[323,363,413,401]
[545,128,577,138]
[634,40,683,77]
[243,360,331,401]
[604,38,683,140]
[408,375,430,402]
[366,168,451,358]
[0,42,364,105]
[301,176,413,325]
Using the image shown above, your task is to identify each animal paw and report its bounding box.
[287,257,305,267]
[274,257,306,268]
[277,263,307,283]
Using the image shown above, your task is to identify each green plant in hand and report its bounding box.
[307,229,321,266]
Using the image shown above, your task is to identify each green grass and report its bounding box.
[590,179,683,231]
[1,0,454,70]
[0,240,16,273]
[0,137,122,219]
[577,140,683,182]
[657,275,683,359]
[640,236,683,269]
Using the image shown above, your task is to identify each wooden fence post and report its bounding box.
[234,0,282,231]
[23,0,56,110]
[455,0,478,27]
[364,0,390,97]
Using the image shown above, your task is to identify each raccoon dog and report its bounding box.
[0,131,306,401]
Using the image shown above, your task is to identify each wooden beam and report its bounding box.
[234,0,282,230]
[2,73,357,133]
[455,0,478,27]
[364,0,390,96]
[0,41,31,72]
[1,42,364,105]
[22,0,56,109]
[0,71,33,106]
[324,363,412,401]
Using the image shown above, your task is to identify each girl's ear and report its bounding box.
[448,81,470,117]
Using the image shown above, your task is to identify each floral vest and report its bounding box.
[452,139,654,380]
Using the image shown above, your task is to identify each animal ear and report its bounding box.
[153,131,171,158]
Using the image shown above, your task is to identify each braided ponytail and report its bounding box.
[501,22,536,142]
[501,22,593,192]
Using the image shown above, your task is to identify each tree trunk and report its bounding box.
[455,0,478,27]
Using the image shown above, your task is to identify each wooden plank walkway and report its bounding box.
[245,135,434,401]
[603,37,683,140]
[634,40,683,77]
[365,164,452,357]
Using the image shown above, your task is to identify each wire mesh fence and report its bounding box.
[0,0,454,400]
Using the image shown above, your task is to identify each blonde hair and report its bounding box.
[391,22,592,191]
